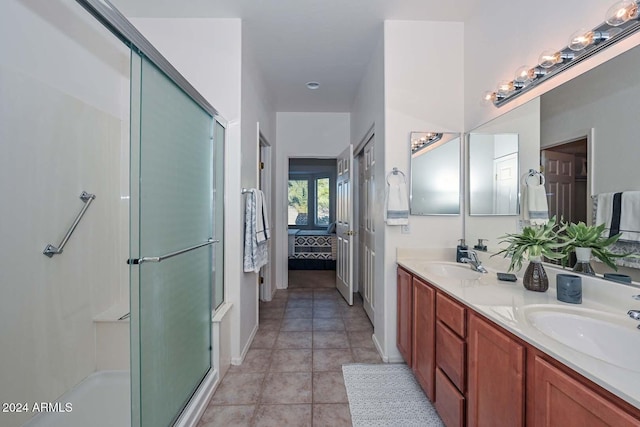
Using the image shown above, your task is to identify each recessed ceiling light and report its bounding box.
[306,81,320,90]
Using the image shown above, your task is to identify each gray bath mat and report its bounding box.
[342,363,444,427]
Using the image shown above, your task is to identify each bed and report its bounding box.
[288,228,337,270]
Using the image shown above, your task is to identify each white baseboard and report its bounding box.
[372,332,404,363]
[174,368,220,427]
[232,322,258,365]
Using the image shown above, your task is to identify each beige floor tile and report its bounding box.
[260,372,312,404]
[352,347,383,364]
[258,318,282,332]
[284,307,313,319]
[313,306,342,318]
[229,349,272,373]
[347,330,375,349]
[313,317,345,331]
[210,373,265,405]
[275,331,313,349]
[287,299,313,309]
[281,318,313,332]
[251,330,279,349]
[260,307,285,320]
[253,404,312,427]
[313,371,348,403]
[313,349,354,371]
[312,403,352,427]
[287,290,314,299]
[313,331,349,349]
[197,404,255,427]
[313,300,341,309]
[344,316,373,332]
[269,349,312,372]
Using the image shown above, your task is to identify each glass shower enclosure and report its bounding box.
[129,52,215,426]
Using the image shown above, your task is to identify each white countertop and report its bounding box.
[397,248,640,410]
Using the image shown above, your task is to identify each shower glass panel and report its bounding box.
[130,53,214,427]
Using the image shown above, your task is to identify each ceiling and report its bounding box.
[115,0,479,112]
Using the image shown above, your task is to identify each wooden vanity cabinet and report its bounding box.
[467,313,525,427]
[527,351,640,427]
[396,266,640,427]
[397,267,413,366]
[412,276,436,401]
[434,292,467,426]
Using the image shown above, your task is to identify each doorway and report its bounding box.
[356,135,375,323]
[541,137,589,267]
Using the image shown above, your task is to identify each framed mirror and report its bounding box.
[410,132,460,215]
[469,133,519,215]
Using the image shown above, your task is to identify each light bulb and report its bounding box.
[568,30,594,51]
[538,50,561,68]
[497,81,515,96]
[514,65,535,84]
[482,91,497,103]
[606,0,639,26]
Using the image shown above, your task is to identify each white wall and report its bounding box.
[239,28,277,360]
[0,1,129,426]
[274,112,351,288]
[381,20,464,361]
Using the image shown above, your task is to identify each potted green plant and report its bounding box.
[493,217,569,292]
[559,221,625,275]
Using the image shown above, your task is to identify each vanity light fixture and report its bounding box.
[411,132,443,153]
[484,0,640,107]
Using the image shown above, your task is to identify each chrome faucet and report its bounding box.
[628,310,640,329]
[460,250,488,273]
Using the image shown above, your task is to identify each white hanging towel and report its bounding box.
[385,170,409,226]
[522,173,549,226]
[243,189,269,273]
[596,191,640,242]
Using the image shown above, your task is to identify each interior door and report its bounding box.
[542,150,575,222]
[130,53,213,427]
[336,144,354,305]
[360,138,375,321]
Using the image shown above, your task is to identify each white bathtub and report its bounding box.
[23,371,130,427]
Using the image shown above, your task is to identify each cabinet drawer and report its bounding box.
[436,320,466,392]
[436,292,466,337]
[435,367,465,427]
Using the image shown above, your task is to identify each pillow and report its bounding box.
[327,222,336,233]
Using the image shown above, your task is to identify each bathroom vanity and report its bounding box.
[397,250,640,426]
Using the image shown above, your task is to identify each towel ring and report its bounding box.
[525,169,545,186]
[386,167,407,185]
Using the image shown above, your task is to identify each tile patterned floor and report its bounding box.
[198,270,380,427]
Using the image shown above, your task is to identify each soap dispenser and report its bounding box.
[474,239,488,252]
[456,239,468,263]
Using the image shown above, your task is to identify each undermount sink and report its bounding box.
[422,262,484,280]
[524,305,640,371]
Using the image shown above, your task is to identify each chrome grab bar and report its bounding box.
[127,238,218,265]
[43,191,96,258]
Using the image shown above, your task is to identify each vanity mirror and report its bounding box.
[410,132,460,215]
[466,41,640,277]
[468,133,519,215]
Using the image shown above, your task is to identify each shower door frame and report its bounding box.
[74,1,228,426]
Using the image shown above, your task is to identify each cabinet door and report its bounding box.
[530,355,640,427]
[412,276,435,400]
[396,267,413,366]
[468,313,525,427]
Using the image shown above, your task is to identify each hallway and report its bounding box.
[197,271,380,426]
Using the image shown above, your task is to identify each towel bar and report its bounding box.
[43,191,96,258]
